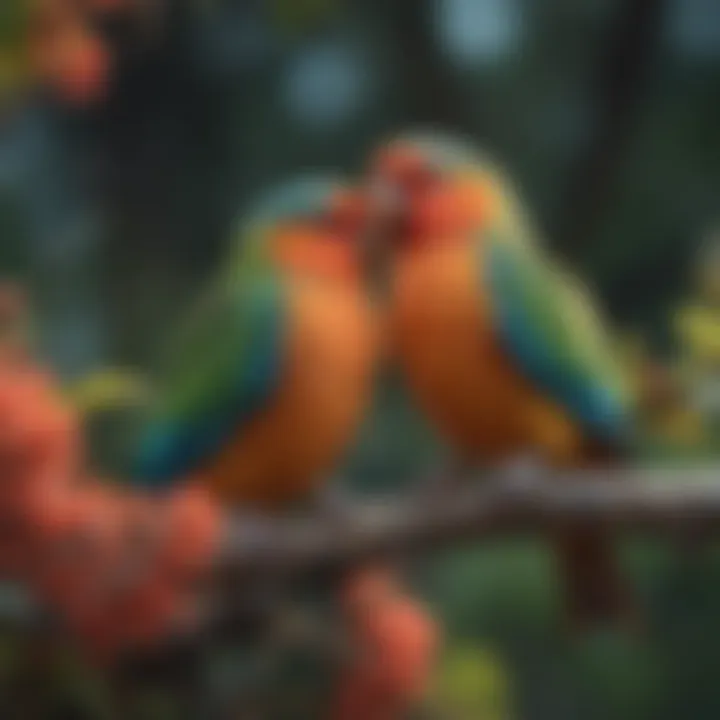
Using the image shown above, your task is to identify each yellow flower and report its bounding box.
[675,304,720,366]
[430,645,514,720]
[66,369,152,417]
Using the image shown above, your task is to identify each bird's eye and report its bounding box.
[410,164,440,192]
[375,148,438,196]
[322,212,346,237]
[324,194,365,238]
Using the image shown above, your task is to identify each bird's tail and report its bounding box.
[554,525,634,631]
[557,438,637,631]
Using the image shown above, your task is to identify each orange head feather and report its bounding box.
[367,139,495,251]
[272,187,368,282]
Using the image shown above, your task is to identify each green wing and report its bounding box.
[132,176,348,487]
[133,255,287,487]
[484,229,632,443]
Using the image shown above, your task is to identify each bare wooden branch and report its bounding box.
[3,465,720,655]
[217,467,720,579]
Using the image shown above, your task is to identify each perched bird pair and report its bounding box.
[130,133,635,628]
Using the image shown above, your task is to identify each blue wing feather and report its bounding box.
[485,233,629,444]
[132,278,286,487]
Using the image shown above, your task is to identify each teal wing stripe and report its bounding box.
[484,231,629,443]
[132,277,287,487]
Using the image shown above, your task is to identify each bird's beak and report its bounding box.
[368,176,405,221]
[360,178,406,292]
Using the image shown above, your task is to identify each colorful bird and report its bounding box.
[366,132,635,628]
[132,178,378,509]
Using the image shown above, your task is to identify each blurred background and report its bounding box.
[0,0,719,718]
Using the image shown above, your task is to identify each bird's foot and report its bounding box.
[312,482,357,526]
[225,509,279,553]
[492,452,548,492]
[417,455,476,503]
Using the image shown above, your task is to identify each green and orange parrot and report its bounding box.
[366,132,635,628]
[130,177,378,509]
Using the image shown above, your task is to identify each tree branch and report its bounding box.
[216,467,720,580]
[3,466,720,659]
